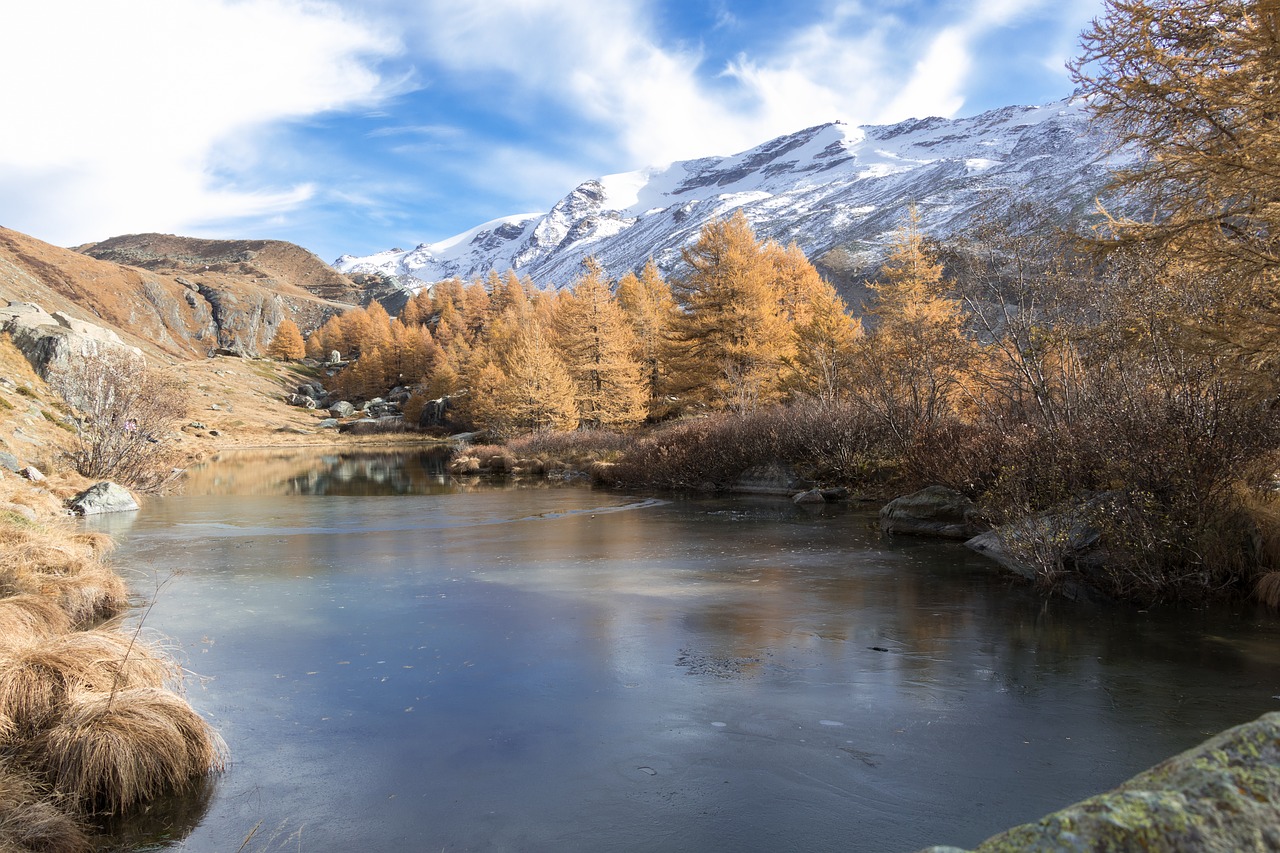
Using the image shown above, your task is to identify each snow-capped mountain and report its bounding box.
[335,98,1121,290]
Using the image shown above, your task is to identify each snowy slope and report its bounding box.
[335,98,1121,290]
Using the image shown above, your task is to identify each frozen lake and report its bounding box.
[96,449,1280,851]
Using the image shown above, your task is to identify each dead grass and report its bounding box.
[0,595,73,641]
[0,631,180,737]
[1254,572,1280,609]
[31,687,227,815]
[0,764,91,853]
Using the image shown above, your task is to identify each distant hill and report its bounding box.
[0,228,370,358]
[335,98,1126,295]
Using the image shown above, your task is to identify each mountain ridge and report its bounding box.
[336,98,1123,291]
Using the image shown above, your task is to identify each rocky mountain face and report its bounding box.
[0,228,366,362]
[335,98,1126,293]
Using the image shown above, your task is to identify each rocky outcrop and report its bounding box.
[920,712,1280,853]
[880,486,983,539]
[0,301,141,378]
[68,482,139,515]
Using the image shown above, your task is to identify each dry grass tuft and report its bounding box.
[1254,572,1280,609]
[0,631,180,735]
[33,688,227,815]
[0,764,92,853]
[41,566,130,627]
[0,594,73,641]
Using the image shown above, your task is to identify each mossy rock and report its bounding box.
[921,712,1280,852]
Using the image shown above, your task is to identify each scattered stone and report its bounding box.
[317,418,339,429]
[18,466,44,482]
[880,485,984,539]
[0,452,19,473]
[328,401,356,418]
[208,429,220,437]
[68,482,139,515]
[284,393,317,409]
[793,488,826,505]
[187,422,207,430]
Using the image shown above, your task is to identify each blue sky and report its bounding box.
[2,0,1103,263]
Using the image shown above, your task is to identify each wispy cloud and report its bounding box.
[0,0,401,244]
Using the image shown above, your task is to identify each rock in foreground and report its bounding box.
[920,711,1280,852]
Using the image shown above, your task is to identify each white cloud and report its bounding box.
[401,0,1092,172]
[0,0,401,244]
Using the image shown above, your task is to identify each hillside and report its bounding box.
[336,98,1125,292]
[0,228,364,359]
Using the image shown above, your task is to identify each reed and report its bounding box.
[32,688,227,815]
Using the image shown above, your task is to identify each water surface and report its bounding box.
[99,449,1280,851]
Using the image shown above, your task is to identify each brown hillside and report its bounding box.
[0,227,364,359]
[76,233,360,302]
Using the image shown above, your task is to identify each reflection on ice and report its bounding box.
[102,449,1280,853]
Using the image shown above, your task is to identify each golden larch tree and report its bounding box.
[265,318,306,361]
[552,259,647,428]
[669,211,796,411]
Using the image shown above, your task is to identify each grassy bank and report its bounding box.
[0,474,224,852]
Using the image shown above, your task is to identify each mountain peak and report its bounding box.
[336,97,1119,290]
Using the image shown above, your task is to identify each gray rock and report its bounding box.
[0,301,143,378]
[317,418,339,429]
[793,488,826,505]
[732,461,811,496]
[921,712,1280,852]
[328,401,356,418]
[965,501,1107,599]
[0,452,19,473]
[69,482,139,515]
[284,393,317,409]
[18,466,44,482]
[880,486,983,539]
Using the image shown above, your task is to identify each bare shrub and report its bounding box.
[609,400,888,492]
[47,350,188,491]
[31,687,227,815]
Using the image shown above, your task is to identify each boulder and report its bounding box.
[316,418,339,430]
[18,466,44,482]
[68,482,139,515]
[793,488,826,505]
[880,486,983,539]
[0,452,19,473]
[732,462,811,496]
[284,393,317,409]
[965,495,1113,598]
[0,502,37,523]
[919,712,1280,853]
[328,401,356,418]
